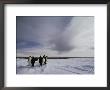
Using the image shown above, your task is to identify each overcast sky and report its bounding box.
[16,16,94,57]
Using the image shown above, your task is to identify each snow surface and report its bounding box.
[16,58,94,74]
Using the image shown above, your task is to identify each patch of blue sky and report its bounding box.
[17,40,42,49]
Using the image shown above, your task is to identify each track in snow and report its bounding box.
[16,58,94,74]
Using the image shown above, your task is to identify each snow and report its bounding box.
[16,58,94,74]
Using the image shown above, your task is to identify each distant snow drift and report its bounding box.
[16,58,94,74]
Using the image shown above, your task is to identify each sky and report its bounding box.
[16,16,94,57]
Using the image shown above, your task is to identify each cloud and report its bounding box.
[16,16,72,46]
[49,16,94,53]
[16,16,94,57]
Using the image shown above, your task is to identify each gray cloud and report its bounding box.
[17,16,94,56]
[17,16,73,50]
[48,16,94,53]
[50,35,74,53]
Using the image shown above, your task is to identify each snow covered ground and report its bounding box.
[16,58,94,74]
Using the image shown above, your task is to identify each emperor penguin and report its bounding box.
[28,56,32,66]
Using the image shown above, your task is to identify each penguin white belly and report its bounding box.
[28,57,32,66]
